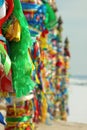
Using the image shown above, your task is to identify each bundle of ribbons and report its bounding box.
[5,99,34,130]
[0,0,70,128]
[0,0,36,129]
[21,0,71,123]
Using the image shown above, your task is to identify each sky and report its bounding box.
[56,0,87,76]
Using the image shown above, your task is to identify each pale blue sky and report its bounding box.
[57,0,87,76]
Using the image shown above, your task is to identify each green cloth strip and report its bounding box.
[0,44,11,75]
[6,115,32,122]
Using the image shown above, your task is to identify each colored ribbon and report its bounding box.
[6,115,32,122]
[0,43,11,75]
[21,3,40,10]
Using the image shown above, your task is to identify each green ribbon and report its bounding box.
[0,44,11,75]
[46,21,57,30]
[44,3,57,30]
[6,115,32,122]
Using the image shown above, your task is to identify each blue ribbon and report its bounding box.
[0,0,4,7]
[21,3,40,10]
[0,112,6,126]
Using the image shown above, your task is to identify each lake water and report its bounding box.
[68,77,87,124]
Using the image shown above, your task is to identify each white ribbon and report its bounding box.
[0,0,6,19]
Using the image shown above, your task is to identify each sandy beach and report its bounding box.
[1,121,87,130]
[37,121,87,130]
